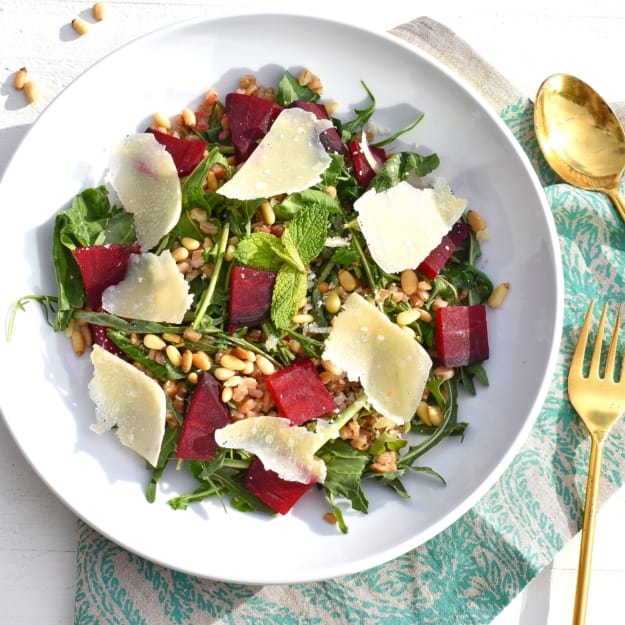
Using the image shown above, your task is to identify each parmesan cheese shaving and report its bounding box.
[322,293,432,424]
[101,250,192,323]
[88,345,166,467]
[215,416,335,483]
[217,108,333,200]
[354,178,467,273]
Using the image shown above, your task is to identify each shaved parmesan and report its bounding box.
[322,293,432,425]
[354,178,467,273]
[107,133,182,251]
[215,416,339,483]
[101,250,192,323]
[88,344,166,466]
[217,108,333,200]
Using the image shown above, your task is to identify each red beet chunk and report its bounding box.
[348,139,386,187]
[228,266,276,331]
[418,234,456,280]
[265,358,337,425]
[435,305,489,368]
[290,100,346,155]
[89,323,124,357]
[448,221,471,246]
[225,93,283,162]
[148,128,208,177]
[175,372,230,461]
[244,457,315,515]
[73,244,132,310]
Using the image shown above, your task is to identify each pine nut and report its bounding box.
[427,405,444,427]
[221,386,233,403]
[233,346,254,361]
[166,345,182,367]
[220,354,246,371]
[72,18,89,36]
[261,201,276,225]
[223,375,243,388]
[153,111,171,130]
[23,81,39,103]
[324,289,341,314]
[180,349,193,373]
[205,170,219,191]
[214,367,236,381]
[181,237,201,251]
[172,246,189,262]
[400,270,418,295]
[192,350,211,371]
[396,308,421,326]
[419,310,433,323]
[417,401,432,426]
[338,269,357,292]
[13,67,27,90]
[433,365,455,381]
[256,355,276,376]
[467,209,487,233]
[292,313,314,325]
[71,327,86,356]
[92,2,106,21]
[143,334,166,350]
[181,108,196,127]
[225,244,236,262]
[242,361,255,375]
[187,372,198,384]
[488,282,510,309]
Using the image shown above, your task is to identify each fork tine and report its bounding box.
[605,304,622,381]
[571,301,595,377]
[589,303,607,378]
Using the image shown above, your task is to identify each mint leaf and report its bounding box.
[271,264,307,329]
[234,232,287,272]
[283,203,328,265]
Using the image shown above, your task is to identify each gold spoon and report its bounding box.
[534,73,625,222]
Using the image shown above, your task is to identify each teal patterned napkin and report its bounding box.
[74,17,625,625]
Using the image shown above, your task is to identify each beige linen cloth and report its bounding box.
[74,16,625,625]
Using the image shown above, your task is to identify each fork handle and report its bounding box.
[572,436,604,625]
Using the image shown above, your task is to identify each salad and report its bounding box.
[15,68,501,533]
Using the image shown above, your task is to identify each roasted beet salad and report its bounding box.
[23,68,508,531]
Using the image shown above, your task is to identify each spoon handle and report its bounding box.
[606,189,625,224]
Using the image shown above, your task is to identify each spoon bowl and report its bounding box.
[534,73,625,221]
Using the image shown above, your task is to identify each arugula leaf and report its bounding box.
[146,426,180,503]
[271,264,307,329]
[370,151,440,192]
[340,81,376,139]
[276,71,320,106]
[318,439,370,514]
[274,189,340,220]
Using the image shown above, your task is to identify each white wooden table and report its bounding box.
[1,2,624,623]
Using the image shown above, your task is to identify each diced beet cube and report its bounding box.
[290,100,346,155]
[175,372,230,461]
[244,457,315,515]
[435,305,489,368]
[448,221,471,246]
[265,358,337,425]
[225,93,283,162]
[228,266,276,332]
[89,323,124,357]
[418,222,471,279]
[349,139,386,187]
[73,244,132,310]
[148,128,208,177]
[418,234,457,280]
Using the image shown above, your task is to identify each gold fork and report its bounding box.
[567,300,625,625]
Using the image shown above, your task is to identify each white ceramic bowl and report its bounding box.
[0,13,562,584]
